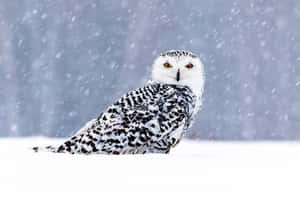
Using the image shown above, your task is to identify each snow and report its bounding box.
[1,138,300,200]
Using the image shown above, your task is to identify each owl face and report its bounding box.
[152,50,205,96]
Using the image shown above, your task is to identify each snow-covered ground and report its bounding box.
[1,138,300,200]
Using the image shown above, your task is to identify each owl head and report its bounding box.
[152,50,205,97]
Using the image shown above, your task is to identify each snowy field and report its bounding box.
[1,138,300,200]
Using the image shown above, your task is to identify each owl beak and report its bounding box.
[176,69,180,82]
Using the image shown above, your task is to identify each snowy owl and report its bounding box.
[33,50,205,154]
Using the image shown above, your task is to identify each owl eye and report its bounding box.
[163,62,171,68]
[186,63,194,69]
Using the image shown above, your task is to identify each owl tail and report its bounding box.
[32,145,58,153]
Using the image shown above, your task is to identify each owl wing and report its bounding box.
[56,83,193,154]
